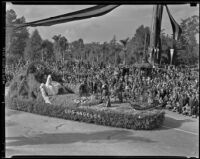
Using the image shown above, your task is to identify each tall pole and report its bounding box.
[170,48,174,65]
[149,5,163,66]
[123,47,127,65]
[143,33,147,62]
[170,37,175,65]
[120,38,129,65]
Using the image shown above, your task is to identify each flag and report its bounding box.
[165,5,182,40]
[14,5,119,29]
[150,5,163,49]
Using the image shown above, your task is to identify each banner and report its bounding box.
[165,5,182,40]
[150,5,163,49]
[149,5,163,65]
[14,5,119,28]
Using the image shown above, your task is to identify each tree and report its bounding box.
[6,9,17,53]
[78,38,84,60]
[109,35,122,65]
[70,38,84,60]
[132,25,150,53]
[126,25,150,64]
[24,29,42,62]
[102,42,109,65]
[6,9,29,66]
[83,44,91,62]
[41,40,54,63]
[175,15,199,65]
[52,35,68,63]
[116,53,121,65]
[89,42,101,65]
[160,31,172,64]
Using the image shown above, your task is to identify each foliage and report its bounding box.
[160,15,199,66]
[6,97,165,130]
[70,38,84,60]
[126,25,150,65]
[109,36,122,65]
[160,31,172,64]
[175,15,199,65]
[5,61,28,86]
[24,29,43,62]
[41,40,54,62]
[6,9,29,66]
[53,35,69,62]
[5,8,199,73]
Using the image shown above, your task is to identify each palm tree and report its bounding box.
[120,38,129,65]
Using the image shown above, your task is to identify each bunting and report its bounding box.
[149,5,163,64]
[13,5,119,29]
[150,5,163,49]
[165,5,182,40]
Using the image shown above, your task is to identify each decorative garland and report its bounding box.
[6,97,165,130]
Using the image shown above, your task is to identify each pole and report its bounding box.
[124,48,126,65]
[143,33,147,62]
[170,48,174,65]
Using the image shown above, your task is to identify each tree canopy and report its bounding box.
[6,9,29,65]
[5,9,199,67]
[24,29,43,62]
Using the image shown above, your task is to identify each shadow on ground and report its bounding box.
[6,130,156,146]
[158,116,195,130]
[5,109,22,117]
[5,120,18,127]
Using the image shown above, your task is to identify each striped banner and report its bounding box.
[165,5,182,40]
[150,5,163,49]
[14,5,119,28]
[149,5,163,65]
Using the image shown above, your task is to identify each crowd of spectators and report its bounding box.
[62,62,199,118]
[5,60,199,118]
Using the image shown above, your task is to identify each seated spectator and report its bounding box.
[182,103,191,116]
[166,101,173,110]
[172,102,179,112]
[177,95,184,114]
[124,83,131,102]
[191,94,199,118]
[147,92,154,105]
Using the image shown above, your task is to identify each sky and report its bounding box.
[6,3,199,44]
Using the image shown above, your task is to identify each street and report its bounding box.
[5,108,199,157]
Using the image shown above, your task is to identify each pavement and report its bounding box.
[4,87,199,157]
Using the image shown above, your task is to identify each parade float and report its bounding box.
[6,4,183,130]
[5,61,165,130]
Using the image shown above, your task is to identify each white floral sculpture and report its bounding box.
[40,75,62,104]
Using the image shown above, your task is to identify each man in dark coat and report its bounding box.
[79,80,88,98]
[102,80,111,107]
[178,94,184,114]
[191,94,199,118]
